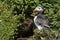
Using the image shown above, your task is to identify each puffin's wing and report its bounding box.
[36,14,50,28]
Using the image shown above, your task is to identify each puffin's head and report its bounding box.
[33,6,43,13]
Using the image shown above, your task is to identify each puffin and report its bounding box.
[33,6,50,31]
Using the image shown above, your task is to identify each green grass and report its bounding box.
[0,0,60,40]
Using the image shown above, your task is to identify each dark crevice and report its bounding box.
[14,18,34,40]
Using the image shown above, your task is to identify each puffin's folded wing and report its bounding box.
[36,15,50,28]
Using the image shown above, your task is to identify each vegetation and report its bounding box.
[0,0,60,40]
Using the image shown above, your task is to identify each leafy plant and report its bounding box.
[0,0,60,40]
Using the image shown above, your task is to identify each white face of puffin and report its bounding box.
[33,6,43,12]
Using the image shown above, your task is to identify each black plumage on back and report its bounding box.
[36,12,50,28]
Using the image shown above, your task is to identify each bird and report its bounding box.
[33,6,50,31]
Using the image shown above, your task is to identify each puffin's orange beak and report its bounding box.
[33,9,38,13]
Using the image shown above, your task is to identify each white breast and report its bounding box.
[34,16,43,31]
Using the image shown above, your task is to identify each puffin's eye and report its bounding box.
[38,8,40,9]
